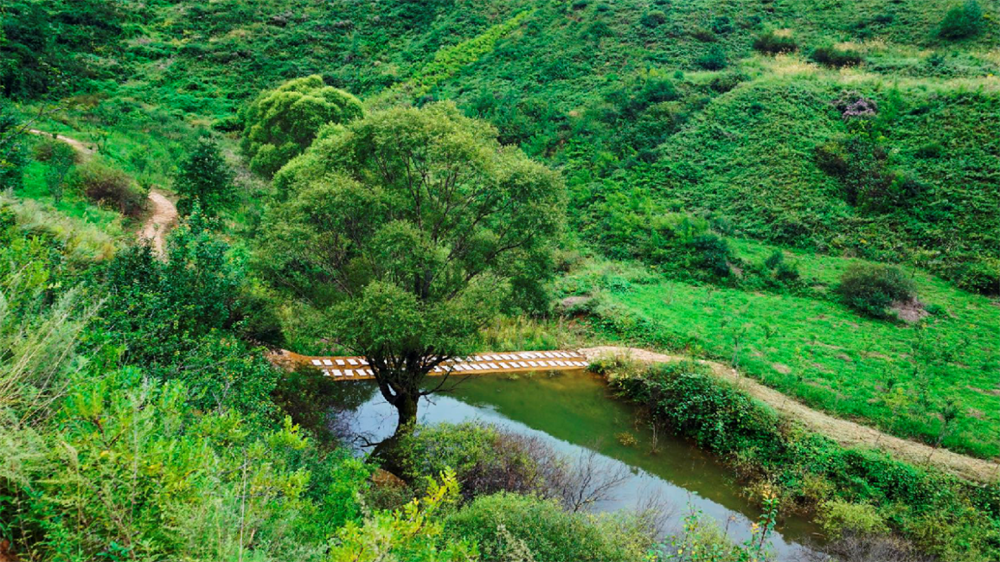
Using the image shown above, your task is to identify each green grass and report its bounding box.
[560,246,1000,459]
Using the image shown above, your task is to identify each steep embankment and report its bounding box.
[579,346,1000,483]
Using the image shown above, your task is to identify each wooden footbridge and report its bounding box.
[280,350,590,381]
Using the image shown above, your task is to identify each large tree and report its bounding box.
[256,102,564,467]
[240,75,363,177]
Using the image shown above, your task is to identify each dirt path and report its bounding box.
[27,129,96,158]
[140,189,178,257]
[579,346,1000,484]
[27,129,178,256]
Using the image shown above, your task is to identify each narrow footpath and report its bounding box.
[27,129,178,255]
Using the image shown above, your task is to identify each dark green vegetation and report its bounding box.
[256,101,564,470]
[2,0,999,560]
[596,357,1000,561]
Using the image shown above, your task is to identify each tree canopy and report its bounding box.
[256,102,564,457]
[240,75,363,177]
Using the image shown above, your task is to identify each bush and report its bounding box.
[938,1,984,40]
[612,362,787,456]
[400,423,565,501]
[640,10,667,28]
[708,72,746,93]
[36,139,77,203]
[835,264,916,319]
[69,160,146,217]
[753,30,798,54]
[810,45,864,68]
[814,140,850,177]
[817,500,890,539]
[695,45,728,70]
[445,493,657,562]
[711,16,733,35]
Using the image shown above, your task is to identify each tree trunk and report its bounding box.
[370,390,420,478]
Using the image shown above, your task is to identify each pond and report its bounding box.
[330,370,820,560]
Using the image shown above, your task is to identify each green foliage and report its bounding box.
[816,500,889,539]
[0,0,135,98]
[90,212,279,422]
[612,362,788,456]
[445,492,656,562]
[752,30,798,54]
[0,98,26,191]
[68,160,146,218]
[257,102,564,440]
[606,360,1000,560]
[3,368,367,562]
[240,75,363,177]
[400,423,562,502]
[835,263,916,319]
[174,137,234,216]
[329,469,477,562]
[810,45,865,67]
[36,139,76,204]
[695,44,728,70]
[938,1,984,39]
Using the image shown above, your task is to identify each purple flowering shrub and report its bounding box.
[832,91,878,121]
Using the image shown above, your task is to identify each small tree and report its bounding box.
[256,102,564,470]
[240,75,363,177]
[174,137,233,216]
[42,140,76,204]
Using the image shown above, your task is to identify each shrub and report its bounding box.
[445,493,657,562]
[640,10,667,28]
[810,45,864,68]
[690,27,718,42]
[711,16,733,34]
[400,423,565,501]
[817,500,889,539]
[708,72,746,93]
[814,140,850,177]
[695,45,728,70]
[69,160,146,217]
[612,362,788,456]
[835,264,916,319]
[38,140,77,203]
[938,1,984,40]
[753,30,798,54]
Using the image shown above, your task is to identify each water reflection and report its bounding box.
[329,371,818,561]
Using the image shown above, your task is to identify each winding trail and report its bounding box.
[26,129,178,255]
[579,346,1000,484]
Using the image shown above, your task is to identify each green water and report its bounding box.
[335,370,820,559]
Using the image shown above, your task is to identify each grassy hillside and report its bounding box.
[8,0,996,287]
[557,243,1000,457]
